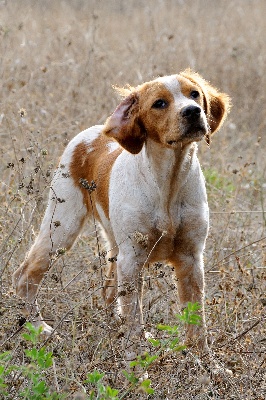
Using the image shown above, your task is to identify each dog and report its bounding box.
[13,70,230,360]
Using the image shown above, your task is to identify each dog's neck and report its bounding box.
[134,139,197,234]
[140,138,196,192]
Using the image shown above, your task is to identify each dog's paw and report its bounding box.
[41,322,54,336]
[31,319,54,336]
[210,359,233,377]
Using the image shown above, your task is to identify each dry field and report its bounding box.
[0,0,265,398]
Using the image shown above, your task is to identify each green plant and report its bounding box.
[120,303,202,398]
[19,324,59,399]
[122,353,156,396]
[203,167,235,194]
[0,323,63,400]
[0,305,202,399]
[84,370,119,400]
[0,351,13,397]
[177,301,202,325]
[149,302,201,353]
[82,304,202,399]
[84,359,155,399]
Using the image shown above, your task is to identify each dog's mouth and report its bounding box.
[167,126,207,147]
[167,140,178,146]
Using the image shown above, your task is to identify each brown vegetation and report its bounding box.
[0,0,265,398]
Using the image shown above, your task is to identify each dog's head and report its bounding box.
[103,70,231,154]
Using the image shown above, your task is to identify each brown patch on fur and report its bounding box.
[13,256,50,301]
[70,136,122,219]
[179,76,205,109]
[180,69,231,134]
[138,82,177,144]
[103,93,146,154]
[104,81,186,149]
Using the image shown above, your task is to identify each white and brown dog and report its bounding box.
[13,70,230,359]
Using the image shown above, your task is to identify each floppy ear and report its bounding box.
[180,69,231,138]
[102,92,146,154]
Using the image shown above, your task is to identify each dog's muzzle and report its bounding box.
[181,105,207,139]
[166,106,208,146]
[181,105,202,122]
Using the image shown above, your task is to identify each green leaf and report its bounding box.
[131,353,158,369]
[105,385,119,398]
[148,338,160,347]
[177,302,202,325]
[140,379,154,394]
[157,323,172,331]
[0,351,11,362]
[22,322,43,345]
[32,380,47,395]
[129,360,138,368]
[169,337,179,349]
[25,348,38,360]
[22,333,33,342]
[122,370,138,384]
[85,370,104,384]
[157,324,178,335]
[172,345,186,352]
[143,355,158,368]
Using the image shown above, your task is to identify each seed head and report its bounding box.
[19,108,27,118]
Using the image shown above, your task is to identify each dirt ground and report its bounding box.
[0,1,265,398]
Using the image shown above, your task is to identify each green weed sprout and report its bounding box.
[84,370,119,399]
[0,322,62,400]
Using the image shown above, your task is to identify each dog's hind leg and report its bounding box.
[13,172,88,334]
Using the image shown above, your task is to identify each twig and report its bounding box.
[233,318,263,341]
[206,235,266,273]
[211,210,266,214]
[52,358,60,392]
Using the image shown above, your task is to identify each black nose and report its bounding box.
[181,105,201,120]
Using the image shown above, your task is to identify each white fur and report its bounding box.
[156,74,181,95]
[39,172,87,253]
[42,126,103,250]
[107,141,120,153]
[109,141,208,264]
[60,125,103,165]
[157,75,204,114]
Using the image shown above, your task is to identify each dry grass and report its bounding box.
[0,0,265,398]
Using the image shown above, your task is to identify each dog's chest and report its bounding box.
[152,199,181,235]
[124,194,181,262]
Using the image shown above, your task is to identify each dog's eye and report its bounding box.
[152,99,168,109]
[190,90,200,99]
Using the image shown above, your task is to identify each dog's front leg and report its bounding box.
[173,253,208,352]
[116,255,145,361]
[102,247,118,306]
